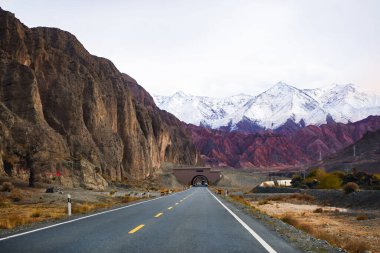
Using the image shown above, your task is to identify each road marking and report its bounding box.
[180,200,183,202]
[154,212,163,218]
[168,206,173,210]
[0,188,192,241]
[207,189,277,253]
[128,224,145,234]
[175,202,179,205]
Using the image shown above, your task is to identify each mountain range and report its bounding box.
[154,82,380,131]
[187,115,380,169]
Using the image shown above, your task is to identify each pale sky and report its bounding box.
[2,0,380,97]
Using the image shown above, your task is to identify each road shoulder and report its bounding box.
[211,190,343,253]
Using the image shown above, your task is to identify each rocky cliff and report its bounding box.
[0,8,198,189]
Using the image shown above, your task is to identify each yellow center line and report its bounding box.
[168,206,173,210]
[154,212,163,218]
[128,224,145,234]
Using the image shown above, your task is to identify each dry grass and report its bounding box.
[120,195,140,203]
[280,214,314,233]
[280,213,372,253]
[230,195,251,206]
[72,202,99,214]
[265,193,315,203]
[0,205,66,229]
[258,199,270,205]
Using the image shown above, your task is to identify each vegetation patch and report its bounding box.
[291,168,379,190]
[343,182,359,194]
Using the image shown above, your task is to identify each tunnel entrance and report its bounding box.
[191,175,209,187]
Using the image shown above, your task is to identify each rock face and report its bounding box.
[0,8,198,189]
[320,128,380,173]
[187,116,380,169]
[292,116,380,160]
[188,125,310,168]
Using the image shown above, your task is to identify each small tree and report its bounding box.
[319,174,342,189]
[291,175,303,188]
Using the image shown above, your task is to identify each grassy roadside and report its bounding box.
[0,183,185,231]
[215,189,373,253]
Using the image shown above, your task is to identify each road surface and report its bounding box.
[0,187,301,253]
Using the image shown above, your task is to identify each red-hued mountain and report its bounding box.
[312,127,380,174]
[187,116,380,169]
[292,116,380,160]
[188,125,310,168]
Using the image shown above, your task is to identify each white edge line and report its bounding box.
[0,189,190,241]
[207,189,277,253]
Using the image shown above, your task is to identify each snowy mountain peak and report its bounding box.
[172,91,189,98]
[153,83,380,131]
[266,82,298,94]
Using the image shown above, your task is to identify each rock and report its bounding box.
[45,187,54,193]
[0,8,198,187]
[79,159,108,191]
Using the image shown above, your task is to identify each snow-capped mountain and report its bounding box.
[153,82,380,130]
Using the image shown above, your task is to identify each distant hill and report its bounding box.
[319,128,380,173]
[187,116,380,169]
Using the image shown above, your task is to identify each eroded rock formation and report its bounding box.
[187,116,380,169]
[0,8,198,189]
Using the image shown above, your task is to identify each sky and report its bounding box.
[2,0,380,97]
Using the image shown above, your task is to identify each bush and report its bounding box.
[313,208,324,213]
[30,210,41,218]
[0,182,14,192]
[318,174,342,189]
[306,168,326,180]
[109,190,117,196]
[356,215,368,221]
[343,182,359,194]
[291,175,303,188]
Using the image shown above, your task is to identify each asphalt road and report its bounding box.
[0,187,301,253]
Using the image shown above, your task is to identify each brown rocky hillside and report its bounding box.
[0,8,198,189]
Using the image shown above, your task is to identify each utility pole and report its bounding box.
[353,145,356,157]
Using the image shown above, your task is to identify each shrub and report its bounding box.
[291,175,303,188]
[356,215,368,221]
[313,208,323,213]
[109,190,117,196]
[121,195,138,203]
[306,168,326,180]
[343,240,370,253]
[258,200,269,205]
[343,182,359,194]
[30,210,41,218]
[0,182,14,192]
[10,189,23,202]
[72,203,96,214]
[318,174,342,189]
